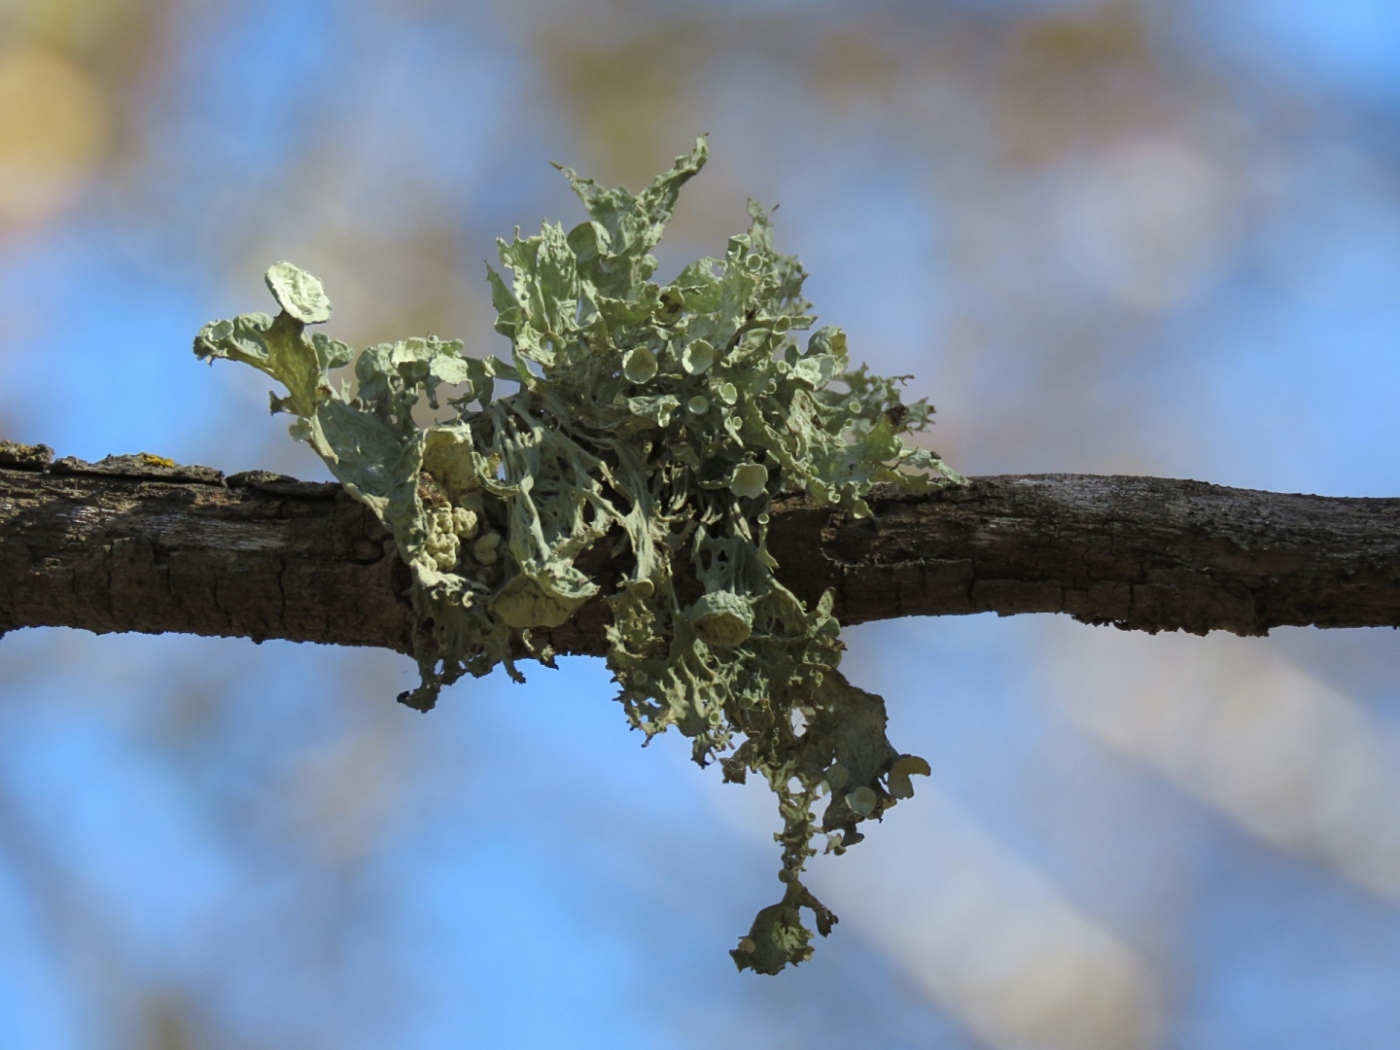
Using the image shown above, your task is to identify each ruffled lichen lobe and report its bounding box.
[194,137,963,974]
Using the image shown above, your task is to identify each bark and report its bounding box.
[3,452,1399,661]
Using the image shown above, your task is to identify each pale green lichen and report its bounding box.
[194,137,964,974]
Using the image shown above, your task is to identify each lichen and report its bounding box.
[194,137,965,974]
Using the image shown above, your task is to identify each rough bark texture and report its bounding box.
[3,453,1399,660]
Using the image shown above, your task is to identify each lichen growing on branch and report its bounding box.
[194,137,963,973]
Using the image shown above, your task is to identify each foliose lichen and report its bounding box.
[194,137,965,974]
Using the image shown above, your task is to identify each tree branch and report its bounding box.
[4,455,1399,660]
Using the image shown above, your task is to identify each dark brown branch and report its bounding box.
[3,456,1399,660]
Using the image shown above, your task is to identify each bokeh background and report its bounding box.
[2,0,1400,1046]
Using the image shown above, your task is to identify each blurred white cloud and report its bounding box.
[1046,624,1400,898]
[1055,137,1238,312]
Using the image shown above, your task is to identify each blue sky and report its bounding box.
[2,1,1400,1047]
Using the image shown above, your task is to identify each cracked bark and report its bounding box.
[3,460,1399,662]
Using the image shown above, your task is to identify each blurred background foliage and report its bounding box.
[3,0,1400,1046]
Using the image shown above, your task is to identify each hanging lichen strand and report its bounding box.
[194,138,964,974]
